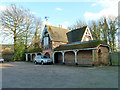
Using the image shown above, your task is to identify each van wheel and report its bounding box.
[41,61,44,65]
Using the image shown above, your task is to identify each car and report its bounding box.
[34,55,53,65]
[0,57,4,63]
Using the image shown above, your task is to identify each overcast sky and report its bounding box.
[0,0,118,44]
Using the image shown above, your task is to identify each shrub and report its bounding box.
[2,48,14,61]
[27,47,42,53]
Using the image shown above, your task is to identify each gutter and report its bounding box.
[54,47,97,52]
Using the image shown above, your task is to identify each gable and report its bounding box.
[81,26,93,42]
[41,26,52,49]
[66,26,87,43]
[41,25,52,42]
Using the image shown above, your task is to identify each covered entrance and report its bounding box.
[54,52,62,64]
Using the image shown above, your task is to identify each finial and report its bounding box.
[45,16,48,21]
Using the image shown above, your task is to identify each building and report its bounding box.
[25,25,70,62]
[41,25,94,58]
[41,25,70,58]
[25,25,110,66]
[53,40,110,66]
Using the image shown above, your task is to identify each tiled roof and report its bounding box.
[54,40,108,51]
[46,25,70,42]
[66,26,87,43]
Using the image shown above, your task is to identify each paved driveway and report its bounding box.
[1,62,118,88]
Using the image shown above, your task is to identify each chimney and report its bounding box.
[59,24,62,28]
[61,25,62,28]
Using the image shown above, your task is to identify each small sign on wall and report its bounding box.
[43,49,52,53]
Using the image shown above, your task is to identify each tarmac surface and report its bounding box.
[1,62,118,88]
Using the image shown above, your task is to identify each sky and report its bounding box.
[0,0,119,44]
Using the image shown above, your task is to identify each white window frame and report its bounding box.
[44,37,49,48]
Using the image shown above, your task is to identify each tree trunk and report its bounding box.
[14,36,17,61]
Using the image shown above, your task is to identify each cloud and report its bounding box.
[91,3,96,7]
[30,11,36,15]
[84,0,118,21]
[84,7,117,20]
[56,8,62,11]
[0,5,7,11]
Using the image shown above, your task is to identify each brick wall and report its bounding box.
[64,51,75,63]
[53,46,109,66]
[97,46,109,65]
[77,50,93,64]
[92,50,98,65]
[52,41,67,49]
[82,35,92,42]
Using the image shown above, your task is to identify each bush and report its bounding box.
[2,48,14,61]
[27,47,42,53]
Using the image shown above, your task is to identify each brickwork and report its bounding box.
[52,41,67,49]
[64,51,75,63]
[77,50,93,64]
[82,35,92,42]
[97,46,109,65]
[92,50,98,65]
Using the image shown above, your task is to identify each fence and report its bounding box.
[110,52,120,66]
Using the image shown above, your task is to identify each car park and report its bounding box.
[34,55,53,65]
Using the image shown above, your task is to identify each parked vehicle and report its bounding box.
[0,57,4,63]
[34,55,53,65]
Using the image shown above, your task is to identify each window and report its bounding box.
[85,37,89,41]
[43,56,47,58]
[44,37,49,48]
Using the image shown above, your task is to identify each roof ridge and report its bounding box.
[72,26,87,31]
[46,24,70,31]
[60,40,100,46]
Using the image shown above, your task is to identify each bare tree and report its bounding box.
[107,16,118,52]
[0,4,35,60]
[24,11,35,52]
[30,18,43,48]
[68,19,87,30]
